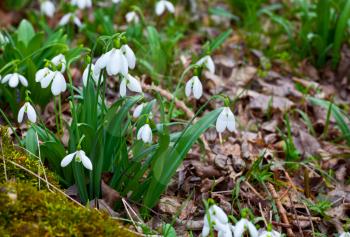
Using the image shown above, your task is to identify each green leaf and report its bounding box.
[162,224,177,237]
[16,20,35,46]
[209,29,233,52]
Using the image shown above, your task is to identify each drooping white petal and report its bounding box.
[233,219,246,237]
[73,16,82,27]
[126,74,142,93]
[59,13,72,26]
[155,1,165,15]
[216,107,235,133]
[202,225,210,237]
[126,11,139,24]
[196,55,215,74]
[246,221,258,237]
[17,104,26,123]
[26,103,37,123]
[121,45,136,69]
[210,205,228,224]
[216,109,227,133]
[82,64,102,86]
[78,150,93,170]
[61,152,76,167]
[340,233,350,237]
[218,224,232,237]
[106,49,121,76]
[36,68,50,82]
[41,1,55,18]
[1,74,11,84]
[133,103,145,118]
[119,78,127,97]
[9,73,19,88]
[164,1,175,13]
[51,72,66,96]
[95,50,111,70]
[185,78,193,98]
[18,74,28,87]
[192,76,203,99]
[225,107,236,132]
[141,124,152,143]
[40,70,55,88]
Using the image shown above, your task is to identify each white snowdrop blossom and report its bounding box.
[185,76,203,99]
[71,0,92,9]
[340,233,350,237]
[155,0,175,15]
[95,48,128,76]
[40,1,55,18]
[17,102,36,123]
[216,107,236,133]
[137,124,152,143]
[51,54,66,73]
[112,0,121,3]
[234,218,258,237]
[120,74,142,97]
[82,64,103,86]
[121,44,136,69]
[133,103,145,118]
[202,205,232,237]
[61,150,93,170]
[258,230,281,237]
[1,73,28,88]
[126,11,140,24]
[59,13,82,28]
[196,55,215,74]
[36,68,67,96]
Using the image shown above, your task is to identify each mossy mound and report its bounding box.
[0,128,138,237]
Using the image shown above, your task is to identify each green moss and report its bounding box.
[0,128,139,237]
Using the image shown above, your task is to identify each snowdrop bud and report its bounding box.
[340,233,350,237]
[121,44,136,69]
[1,73,28,88]
[185,76,203,99]
[196,55,215,74]
[133,103,145,118]
[18,102,37,123]
[155,0,175,15]
[71,0,92,9]
[216,107,236,133]
[120,74,142,97]
[82,64,103,86]
[41,1,56,18]
[234,219,258,237]
[137,124,152,143]
[258,230,281,237]
[126,11,140,24]
[51,54,66,73]
[61,150,93,170]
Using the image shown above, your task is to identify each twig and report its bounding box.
[286,214,321,221]
[244,181,265,200]
[259,202,268,227]
[267,182,295,237]
[288,192,304,237]
[303,203,315,237]
[122,198,144,234]
[0,140,8,181]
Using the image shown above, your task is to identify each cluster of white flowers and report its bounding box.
[36,54,67,96]
[71,0,92,9]
[202,205,281,237]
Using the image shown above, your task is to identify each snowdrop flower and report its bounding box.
[36,69,66,96]
[126,11,140,24]
[61,150,93,170]
[112,0,121,3]
[121,44,136,69]
[258,230,281,237]
[51,54,66,73]
[185,76,202,99]
[59,13,82,28]
[1,73,28,88]
[0,32,9,45]
[202,205,232,237]
[137,124,152,143]
[18,102,36,123]
[234,219,258,237]
[71,0,92,9]
[216,107,236,133]
[155,0,175,15]
[40,1,55,18]
[82,64,103,86]
[120,74,142,97]
[96,48,128,76]
[133,103,145,118]
[196,55,215,74]
[340,233,350,237]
